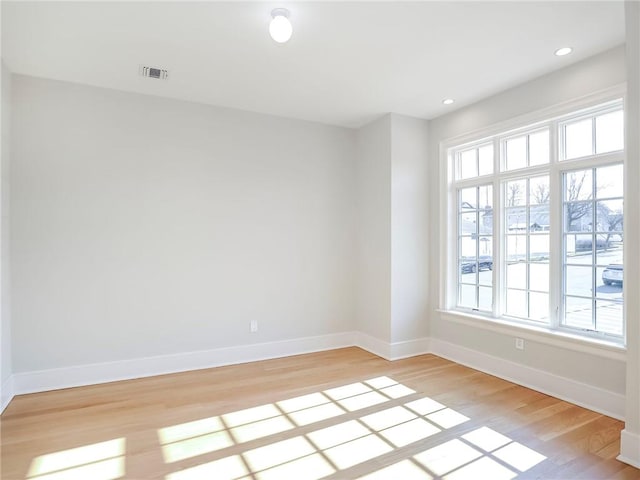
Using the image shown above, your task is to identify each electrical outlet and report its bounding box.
[250,320,258,333]
[515,338,524,350]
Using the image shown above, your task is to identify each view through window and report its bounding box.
[450,99,624,341]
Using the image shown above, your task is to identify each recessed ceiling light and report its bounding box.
[555,47,573,57]
[443,98,455,105]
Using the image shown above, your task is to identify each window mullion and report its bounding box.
[493,176,501,317]
[549,121,562,329]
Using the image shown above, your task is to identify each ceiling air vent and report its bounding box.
[139,66,169,80]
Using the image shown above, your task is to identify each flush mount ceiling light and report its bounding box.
[442,98,455,105]
[269,8,293,43]
[555,47,573,56]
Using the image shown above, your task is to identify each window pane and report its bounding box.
[565,234,593,264]
[506,136,527,171]
[566,169,593,201]
[479,218,492,236]
[505,180,526,206]
[506,235,527,262]
[460,188,476,209]
[478,237,493,265]
[507,261,526,290]
[459,237,476,259]
[459,284,476,308]
[565,265,592,297]
[595,300,623,336]
[595,110,623,154]
[460,260,477,281]
[478,185,493,235]
[478,185,493,209]
[596,200,623,233]
[478,254,493,287]
[565,118,593,159]
[460,212,477,235]
[478,286,492,311]
[506,289,527,318]
[564,296,593,329]
[530,205,550,233]
[596,265,623,300]
[529,234,549,261]
[529,292,549,321]
[529,130,550,166]
[458,149,477,179]
[596,164,623,199]
[529,176,550,205]
[597,244,623,274]
[478,145,493,176]
[530,263,549,292]
[565,203,593,232]
[506,208,526,233]
[457,184,494,311]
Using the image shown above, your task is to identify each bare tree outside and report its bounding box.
[565,171,592,231]
[531,182,550,205]
[507,181,523,207]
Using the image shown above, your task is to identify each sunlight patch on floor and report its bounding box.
[165,455,248,480]
[323,434,394,470]
[288,401,346,426]
[378,418,441,447]
[223,404,281,428]
[337,391,389,411]
[324,382,372,400]
[414,439,483,476]
[426,408,470,429]
[493,441,547,472]
[229,415,294,443]
[461,426,511,451]
[243,436,316,472]
[161,429,234,463]
[152,377,548,480]
[360,405,417,431]
[404,397,446,415]
[159,417,225,444]
[277,392,328,412]
[256,452,335,480]
[357,459,433,480]
[27,438,125,480]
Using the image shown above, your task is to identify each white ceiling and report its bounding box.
[2,1,626,128]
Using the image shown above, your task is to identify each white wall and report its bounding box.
[390,114,429,344]
[11,75,357,373]
[1,61,12,411]
[355,113,430,355]
[355,115,392,343]
[620,0,640,467]
[428,46,627,402]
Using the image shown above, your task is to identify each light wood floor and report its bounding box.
[1,347,638,480]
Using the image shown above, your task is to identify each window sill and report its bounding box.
[436,309,627,362]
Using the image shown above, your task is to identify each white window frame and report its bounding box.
[440,87,626,348]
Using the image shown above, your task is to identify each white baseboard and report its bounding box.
[13,332,357,395]
[618,429,640,468]
[430,338,625,421]
[1,375,14,414]
[6,332,628,429]
[353,333,430,361]
[354,332,392,360]
[389,337,431,360]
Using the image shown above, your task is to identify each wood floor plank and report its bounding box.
[1,347,638,480]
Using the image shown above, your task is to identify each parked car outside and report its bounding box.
[602,264,623,286]
[460,256,493,274]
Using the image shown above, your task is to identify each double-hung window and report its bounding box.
[447,98,625,342]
